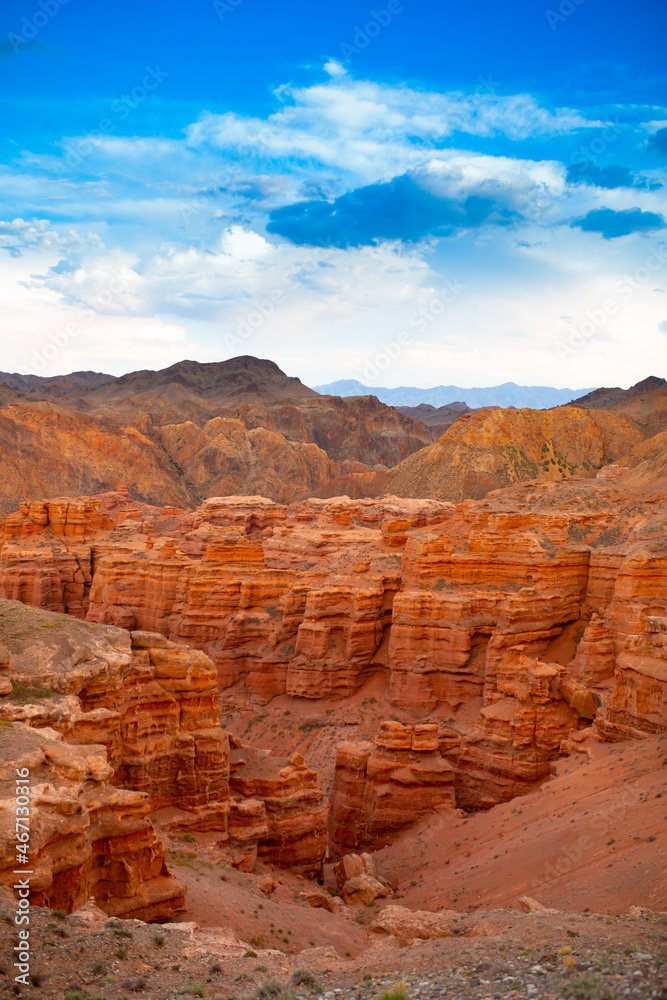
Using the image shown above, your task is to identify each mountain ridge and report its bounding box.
[314,378,596,409]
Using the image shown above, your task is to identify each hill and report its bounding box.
[570,375,667,436]
[376,404,644,501]
[0,357,430,514]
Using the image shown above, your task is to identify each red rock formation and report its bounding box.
[334,852,391,904]
[0,601,230,828]
[2,477,667,819]
[0,723,186,920]
[228,744,328,873]
[0,599,329,878]
[329,721,455,852]
[453,648,582,809]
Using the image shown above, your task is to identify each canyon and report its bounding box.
[0,361,665,992]
[0,466,665,889]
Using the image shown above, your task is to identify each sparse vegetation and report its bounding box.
[292,969,319,990]
[255,981,290,1000]
[376,980,407,1000]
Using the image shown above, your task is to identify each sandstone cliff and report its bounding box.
[0,599,329,913]
[2,477,666,822]
[0,723,186,920]
[329,721,455,852]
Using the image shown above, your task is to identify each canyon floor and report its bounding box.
[1,892,665,999]
[2,720,664,998]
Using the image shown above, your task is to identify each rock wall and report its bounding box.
[0,724,186,920]
[0,601,230,827]
[0,599,329,898]
[329,721,455,852]
[1,480,667,816]
[228,743,328,873]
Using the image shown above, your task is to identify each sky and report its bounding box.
[1,0,666,390]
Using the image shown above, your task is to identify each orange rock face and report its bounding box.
[2,477,667,818]
[0,724,186,920]
[329,722,455,852]
[0,601,230,828]
[0,599,329,886]
[228,744,328,873]
[378,405,645,501]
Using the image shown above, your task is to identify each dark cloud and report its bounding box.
[566,161,661,190]
[648,127,667,157]
[266,175,518,247]
[571,207,665,240]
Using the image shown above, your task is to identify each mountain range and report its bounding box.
[0,358,665,514]
[313,378,595,409]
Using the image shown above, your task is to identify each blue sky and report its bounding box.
[1,0,666,389]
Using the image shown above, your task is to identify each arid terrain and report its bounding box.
[0,360,665,999]
[1,360,666,515]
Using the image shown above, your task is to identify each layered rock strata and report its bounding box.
[0,600,328,895]
[0,600,230,827]
[2,480,667,814]
[329,721,455,852]
[228,743,328,873]
[0,723,186,920]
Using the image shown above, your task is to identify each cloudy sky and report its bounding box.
[1,0,666,390]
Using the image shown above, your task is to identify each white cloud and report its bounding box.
[0,65,665,389]
[323,59,347,78]
[184,77,600,185]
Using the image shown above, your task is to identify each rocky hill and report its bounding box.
[570,374,667,437]
[4,361,664,517]
[396,401,472,438]
[0,357,431,515]
[375,404,646,501]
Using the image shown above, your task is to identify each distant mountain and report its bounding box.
[0,370,116,394]
[314,379,596,409]
[0,356,431,514]
[82,356,319,408]
[396,402,472,438]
